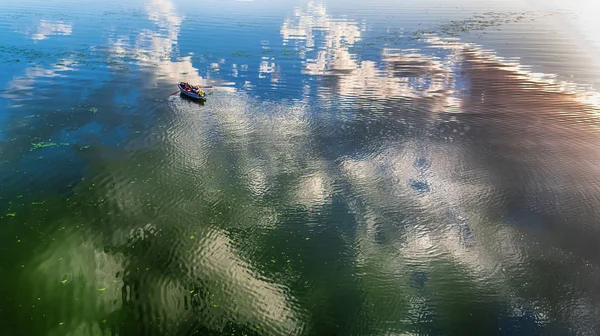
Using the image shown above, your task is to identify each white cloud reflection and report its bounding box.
[101,0,304,333]
[280,1,459,114]
[105,0,233,91]
[280,1,600,333]
[30,20,72,41]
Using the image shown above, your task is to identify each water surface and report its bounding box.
[1,0,600,335]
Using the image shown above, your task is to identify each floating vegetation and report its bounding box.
[89,107,98,114]
[31,142,56,150]
[282,48,301,56]
[6,213,16,217]
[30,142,70,151]
[406,11,553,41]
[232,51,252,57]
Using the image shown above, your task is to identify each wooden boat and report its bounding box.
[178,82,207,99]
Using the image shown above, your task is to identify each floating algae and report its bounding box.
[30,142,70,151]
[30,142,57,150]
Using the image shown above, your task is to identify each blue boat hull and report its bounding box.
[178,82,207,99]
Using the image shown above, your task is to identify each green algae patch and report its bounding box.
[30,142,70,151]
[31,142,57,150]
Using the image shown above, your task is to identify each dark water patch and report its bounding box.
[409,179,431,193]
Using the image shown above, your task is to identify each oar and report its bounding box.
[169,91,180,96]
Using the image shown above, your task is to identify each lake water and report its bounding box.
[1,0,600,335]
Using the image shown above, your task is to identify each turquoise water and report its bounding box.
[1,0,600,335]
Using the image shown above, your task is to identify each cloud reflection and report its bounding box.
[105,0,234,91]
[280,1,458,115]
[280,1,600,333]
[30,20,72,41]
[100,0,304,333]
[4,0,600,334]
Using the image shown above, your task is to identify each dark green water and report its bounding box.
[1,0,600,335]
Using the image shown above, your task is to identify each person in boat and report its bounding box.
[189,85,204,96]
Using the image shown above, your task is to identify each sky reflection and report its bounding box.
[1,0,600,334]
